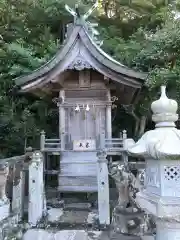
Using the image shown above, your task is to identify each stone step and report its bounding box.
[23,228,153,240]
[64,202,92,211]
[110,232,141,240]
[47,207,99,226]
[23,229,104,240]
[141,236,155,240]
[58,176,98,192]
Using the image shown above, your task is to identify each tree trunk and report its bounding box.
[138,116,147,137]
[134,118,140,137]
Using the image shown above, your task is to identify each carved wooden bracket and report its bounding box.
[67,55,92,71]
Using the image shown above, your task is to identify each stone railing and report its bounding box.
[0,148,45,239]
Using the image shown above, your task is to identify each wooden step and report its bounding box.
[58,175,98,192]
[45,170,59,175]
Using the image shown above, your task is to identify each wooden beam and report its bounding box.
[51,71,70,86]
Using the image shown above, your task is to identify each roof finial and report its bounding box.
[151,85,178,128]
[65,1,98,21]
[65,4,78,20]
[65,1,102,46]
[83,1,98,20]
[75,4,81,18]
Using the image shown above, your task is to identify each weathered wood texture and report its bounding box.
[40,70,128,193]
[15,22,146,96]
[62,72,109,146]
[57,72,110,192]
[58,151,98,192]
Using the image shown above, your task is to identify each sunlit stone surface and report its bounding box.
[23,229,104,240]
[126,86,180,240]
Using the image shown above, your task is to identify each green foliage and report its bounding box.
[0,0,179,155]
[99,2,180,117]
[0,0,63,157]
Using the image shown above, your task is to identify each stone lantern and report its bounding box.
[125,86,180,240]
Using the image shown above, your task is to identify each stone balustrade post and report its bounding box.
[97,150,110,226]
[122,130,127,140]
[0,163,10,221]
[122,130,129,168]
[40,130,45,152]
[12,161,25,221]
[28,151,44,226]
[99,131,105,149]
[126,86,180,240]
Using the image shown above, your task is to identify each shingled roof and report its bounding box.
[14,7,147,92]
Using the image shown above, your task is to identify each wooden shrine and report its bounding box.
[14,3,147,194]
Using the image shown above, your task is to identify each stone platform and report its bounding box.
[22,203,155,240]
[23,229,103,240]
[46,199,99,229]
[23,229,155,240]
[22,189,155,240]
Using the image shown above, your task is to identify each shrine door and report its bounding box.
[65,107,106,146]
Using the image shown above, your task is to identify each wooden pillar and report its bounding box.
[59,90,65,150]
[28,151,44,226]
[106,90,112,139]
[97,150,110,225]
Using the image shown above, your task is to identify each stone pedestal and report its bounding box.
[112,206,144,235]
[136,159,180,240]
[156,220,180,240]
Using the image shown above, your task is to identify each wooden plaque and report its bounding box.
[73,139,96,151]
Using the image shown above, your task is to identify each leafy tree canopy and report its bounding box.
[0,0,179,155]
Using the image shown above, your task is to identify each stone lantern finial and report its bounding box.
[151,85,178,127]
[125,86,180,159]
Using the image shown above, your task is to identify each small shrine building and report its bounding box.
[14,4,147,193]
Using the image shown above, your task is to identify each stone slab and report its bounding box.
[47,208,64,222]
[0,214,20,239]
[64,202,91,210]
[87,211,98,224]
[23,229,53,240]
[0,203,10,221]
[59,210,89,224]
[110,233,141,240]
[88,231,103,240]
[54,230,88,240]
[23,230,105,240]
[47,198,64,208]
[141,236,155,240]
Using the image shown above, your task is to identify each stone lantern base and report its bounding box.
[156,220,180,240]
